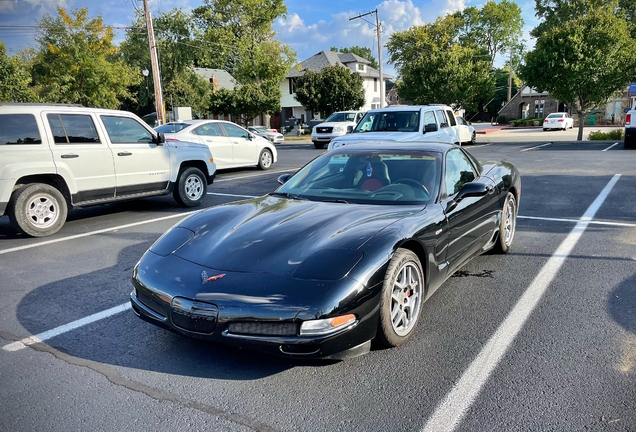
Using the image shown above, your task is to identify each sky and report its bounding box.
[0,0,540,77]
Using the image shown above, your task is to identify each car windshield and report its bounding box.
[353,111,420,133]
[155,123,190,133]
[325,112,357,122]
[276,149,441,205]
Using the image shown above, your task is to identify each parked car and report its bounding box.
[327,105,462,151]
[0,103,216,237]
[624,101,635,149]
[543,112,574,131]
[457,116,476,145]
[130,141,520,360]
[155,120,277,170]
[311,110,366,149]
[247,126,285,144]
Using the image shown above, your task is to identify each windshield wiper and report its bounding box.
[323,199,349,204]
[269,192,305,200]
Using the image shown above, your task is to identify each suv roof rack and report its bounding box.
[0,103,84,107]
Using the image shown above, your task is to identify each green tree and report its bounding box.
[163,70,212,118]
[293,65,365,117]
[455,0,524,69]
[209,80,281,126]
[330,46,379,69]
[521,4,636,140]
[0,43,34,102]
[387,15,493,111]
[31,8,138,108]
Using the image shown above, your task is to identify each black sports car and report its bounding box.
[131,142,520,359]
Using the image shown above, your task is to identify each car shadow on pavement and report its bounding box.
[13,232,337,381]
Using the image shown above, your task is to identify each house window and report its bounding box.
[374,78,377,92]
[288,78,295,94]
[357,64,365,72]
[371,104,379,110]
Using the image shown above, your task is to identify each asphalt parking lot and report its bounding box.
[1,136,635,432]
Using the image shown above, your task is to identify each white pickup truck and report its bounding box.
[0,103,216,237]
[311,110,365,149]
[625,101,636,149]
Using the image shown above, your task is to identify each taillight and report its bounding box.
[627,113,632,124]
[543,119,548,123]
[165,137,179,141]
[558,119,564,122]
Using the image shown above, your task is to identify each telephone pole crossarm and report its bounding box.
[349,9,385,108]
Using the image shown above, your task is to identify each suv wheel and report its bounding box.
[173,167,206,207]
[8,183,68,237]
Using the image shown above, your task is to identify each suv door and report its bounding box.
[45,112,116,202]
[421,110,447,142]
[99,115,171,196]
[434,109,459,145]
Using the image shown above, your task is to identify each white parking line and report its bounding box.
[519,215,636,228]
[521,142,552,152]
[0,212,199,256]
[3,303,131,352]
[214,168,297,182]
[208,192,259,199]
[602,142,620,151]
[421,174,621,432]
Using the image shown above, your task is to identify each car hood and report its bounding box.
[315,121,356,128]
[173,195,420,273]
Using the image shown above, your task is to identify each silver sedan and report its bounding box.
[248,126,285,144]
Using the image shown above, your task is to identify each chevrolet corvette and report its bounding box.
[130,142,520,359]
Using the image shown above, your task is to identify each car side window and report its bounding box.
[195,123,223,137]
[434,110,448,128]
[47,114,100,144]
[444,149,477,197]
[422,111,436,131]
[100,116,154,144]
[222,123,249,139]
[0,114,42,145]
[446,110,457,126]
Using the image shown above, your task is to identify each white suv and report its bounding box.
[311,110,365,149]
[327,105,461,150]
[0,103,216,237]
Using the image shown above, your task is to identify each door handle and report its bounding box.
[60,154,79,159]
[117,152,132,156]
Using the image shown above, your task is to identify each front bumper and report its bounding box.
[130,252,380,359]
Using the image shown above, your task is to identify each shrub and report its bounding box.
[588,129,624,140]
[496,115,506,124]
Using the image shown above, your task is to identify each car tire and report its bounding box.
[173,167,206,207]
[543,128,547,131]
[470,132,476,145]
[624,133,635,149]
[258,149,273,170]
[313,141,325,149]
[376,248,424,348]
[492,192,517,254]
[8,183,68,237]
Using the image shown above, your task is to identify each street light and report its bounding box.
[142,68,150,107]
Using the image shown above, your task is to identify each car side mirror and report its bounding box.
[153,132,165,145]
[246,133,253,141]
[277,174,292,185]
[347,125,353,133]
[424,123,438,133]
[446,182,490,212]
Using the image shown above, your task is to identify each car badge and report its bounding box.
[201,271,226,284]
[366,161,373,177]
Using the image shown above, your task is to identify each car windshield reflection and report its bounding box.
[277,150,441,205]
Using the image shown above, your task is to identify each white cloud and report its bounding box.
[0,0,70,13]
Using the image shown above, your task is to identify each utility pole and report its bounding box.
[349,9,384,108]
[507,49,513,103]
[143,0,164,125]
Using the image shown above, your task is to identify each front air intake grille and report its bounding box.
[317,127,333,134]
[228,322,299,336]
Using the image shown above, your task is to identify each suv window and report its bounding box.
[47,114,100,144]
[434,110,449,128]
[446,110,457,127]
[0,114,42,145]
[444,149,476,197]
[101,116,154,144]
[423,111,436,129]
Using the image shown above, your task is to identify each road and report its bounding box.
[1,137,635,431]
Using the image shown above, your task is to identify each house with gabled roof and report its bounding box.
[275,50,390,130]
